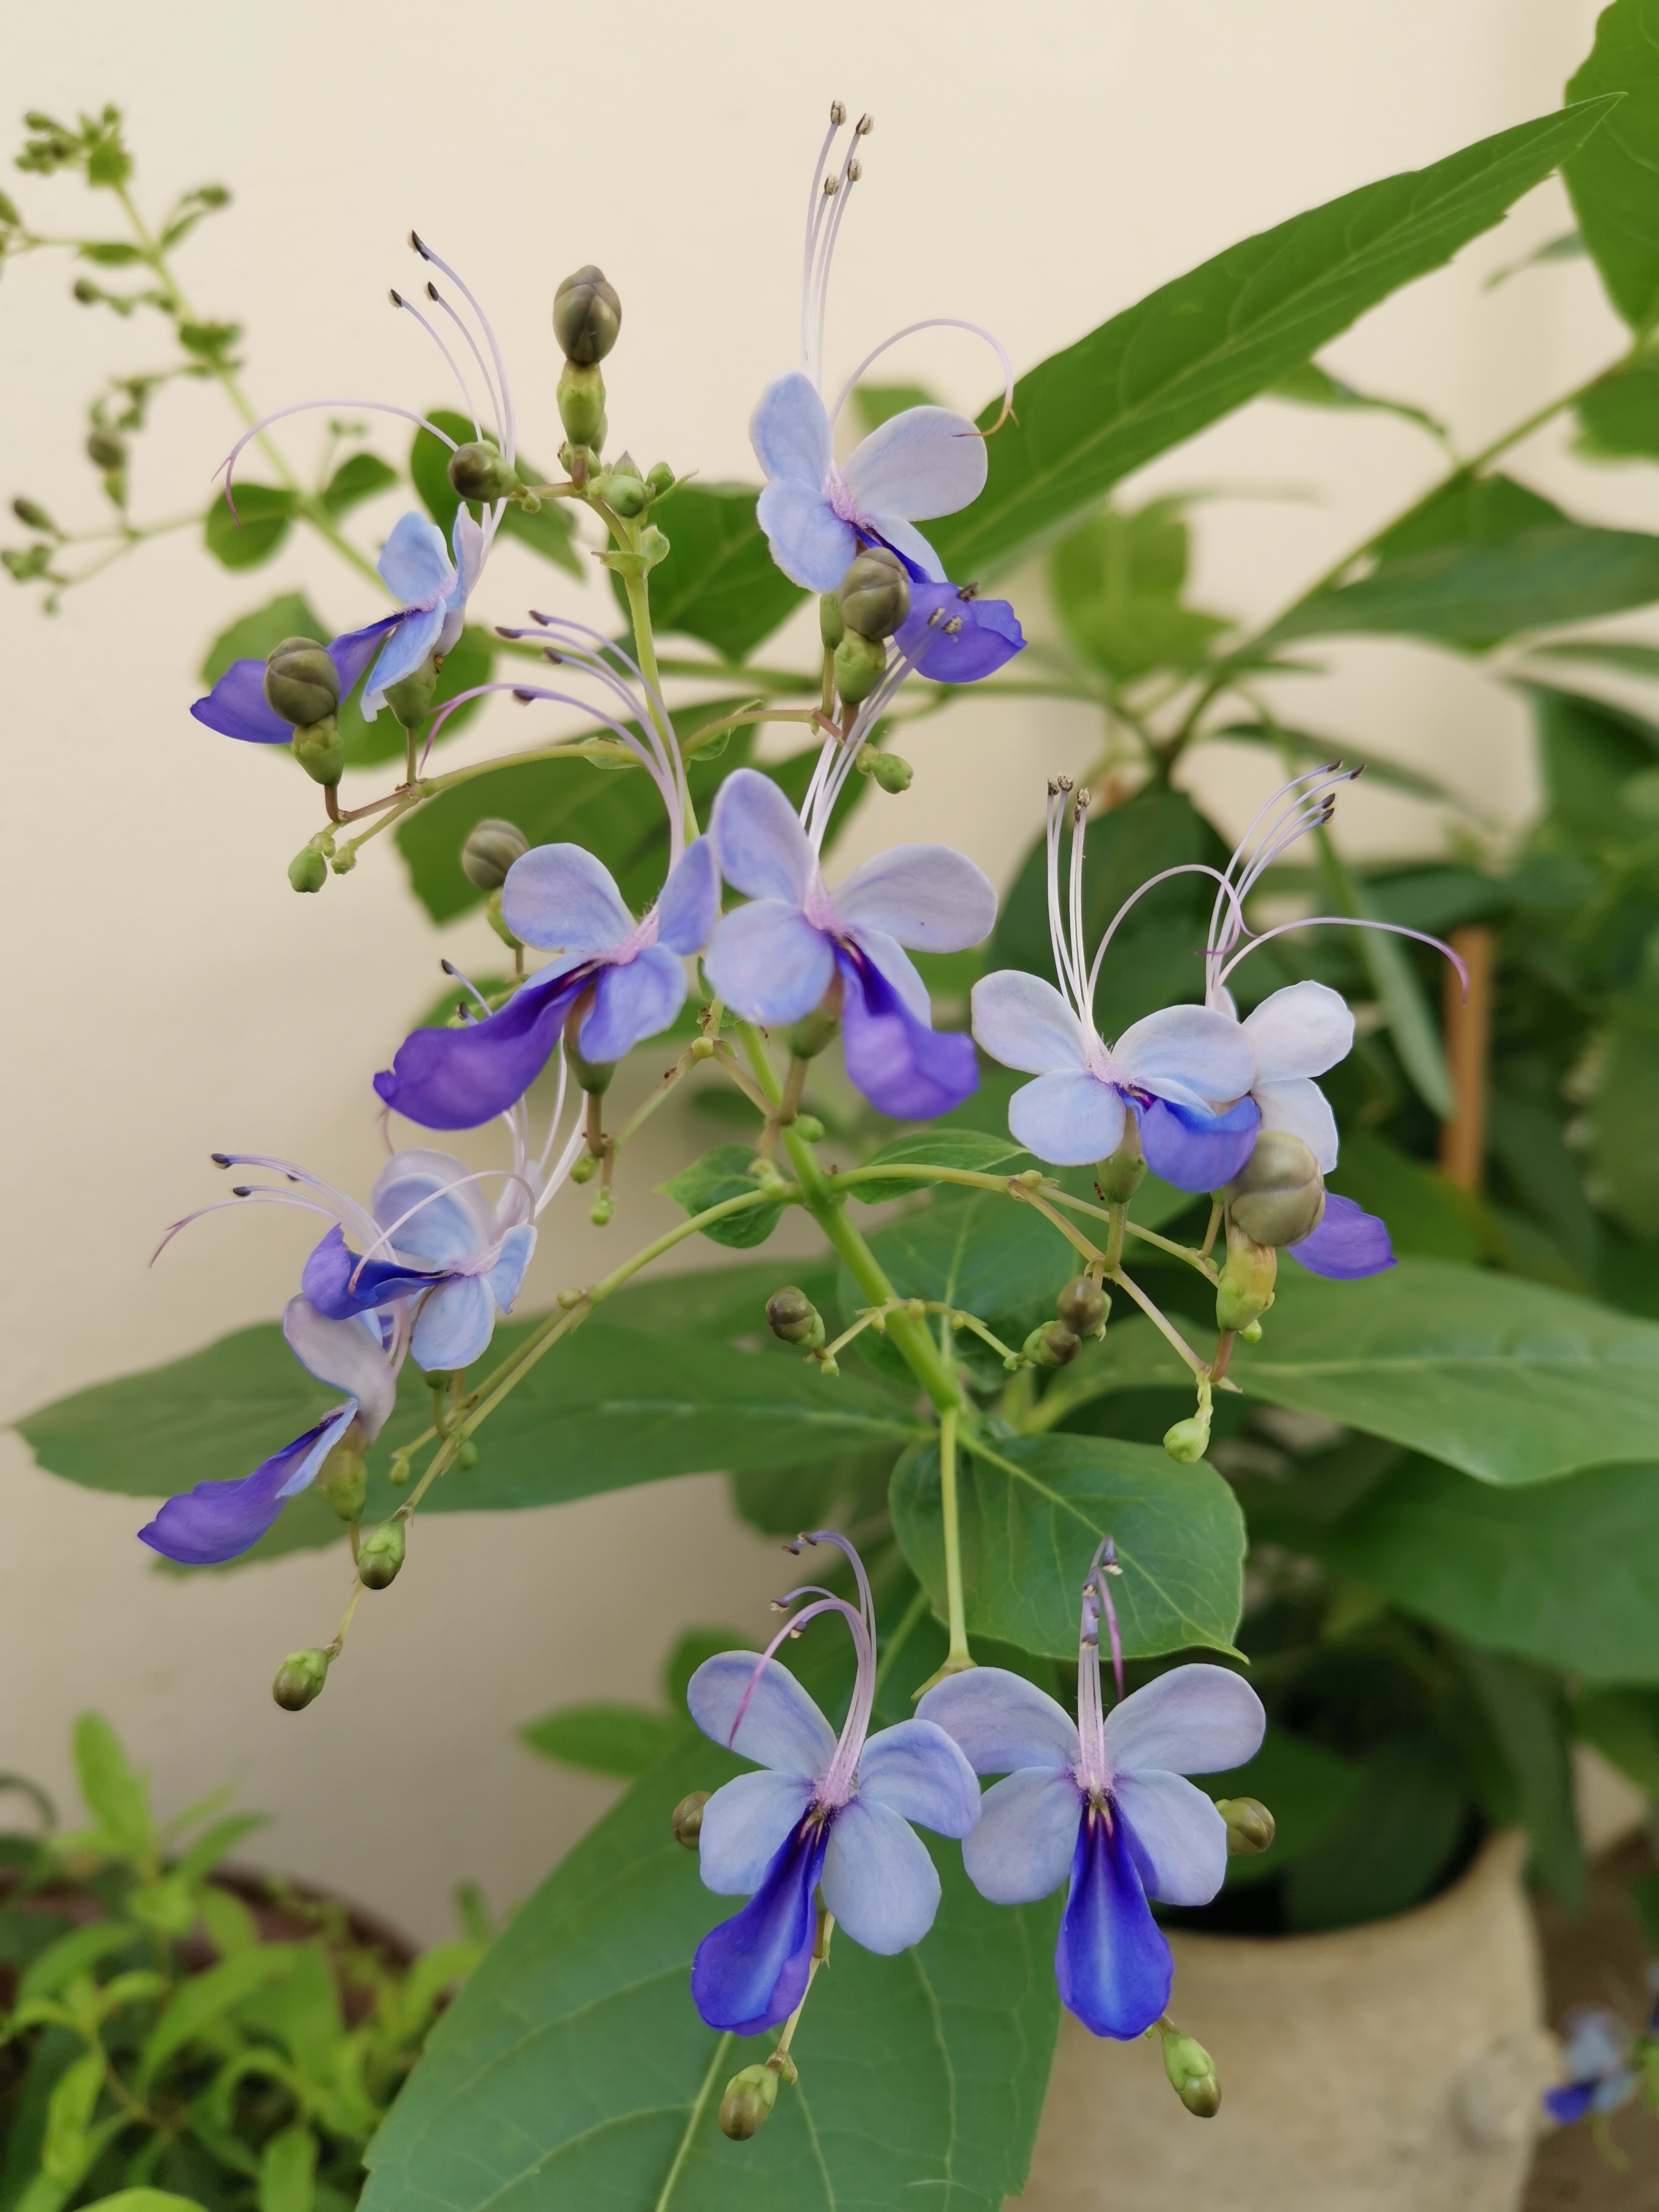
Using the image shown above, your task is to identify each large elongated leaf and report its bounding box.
[891,1430,1245,1661]
[1567,0,1659,329]
[609,482,805,662]
[931,100,1616,574]
[360,1734,1061,2212]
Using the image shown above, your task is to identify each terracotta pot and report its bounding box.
[1016,1832,1557,2212]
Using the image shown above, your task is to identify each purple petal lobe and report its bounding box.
[686,1652,837,1776]
[838,945,978,1121]
[373,966,584,1131]
[1056,1807,1173,2040]
[655,837,720,956]
[820,1798,941,1954]
[363,605,442,717]
[138,1405,355,1566]
[1104,1663,1266,1778]
[579,946,687,1062]
[1288,1192,1396,1279]
[699,1770,818,1895]
[1137,1093,1259,1191]
[711,769,816,905]
[486,1223,535,1311]
[301,1224,438,1317]
[962,1769,1082,1905]
[690,1818,828,2035]
[750,371,832,487]
[1544,2080,1600,2126]
[191,659,292,744]
[705,902,835,1025]
[918,1667,1078,1776]
[855,1720,980,1837]
[328,614,403,699]
[1113,1772,1228,1906]
[501,843,632,956]
[833,845,997,951]
[897,585,1026,683]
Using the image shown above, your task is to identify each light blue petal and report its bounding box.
[449,508,488,604]
[971,971,1089,1076]
[749,370,832,486]
[1253,1075,1339,1174]
[698,1770,816,1895]
[1008,1070,1127,1167]
[501,842,632,954]
[281,1298,395,1438]
[820,1798,941,1954]
[363,603,444,719]
[1114,1771,1228,1906]
[655,837,719,954]
[757,478,858,592]
[705,902,835,1025]
[578,945,686,1061]
[918,1667,1078,1776]
[687,1652,837,1777]
[833,844,997,951]
[868,514,946,581]
[372,1149,494,1266]
[1114,1003,1255,1110]
[378,510,457,605]
[961,1768,1082,1905]
[856,1720,980,1837]
[841,406,987,521]
[710,769,816,903]
[1104,1663,1265,1778]
[486,1223,535,1312]
[411,1275,497,1372]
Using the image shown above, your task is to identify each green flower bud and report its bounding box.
[1161,2029,1220,2118]
[85,426,125,471]
[834,630,887,705]
[289,846,327,894]
[460,817,529,892]
[569,1150,600,1185]
[871,751,913,795]
[1222,1130,1326,1248]
[767,1286,826,1350]
[646,461,675,497]
[1215,1218,1278,1333]
[785,1004,841,1059]
[672,1790,711,1848]
[12,497,53,531]
[598,468,649,520]
[292,719,344,788]
[315,1430,366,1522]
[1216,1795,1275,1856]
[1095,1141,1147,1204]
[793,1113,826,1143]
[1024,1320,1080,1368]
[1239,1317,1264,1344]
[485,890,522,950]
[553,264,622,364]
[1056,1276,1108,1335]
[569,1046,615,1094]
[819,592,845,651]
[557,361,607,452]
[264,635,339,728]
[839,547,910,640]
[384,654,440,731]
[719,2063,779,2140]
[272,1649,330,1712]
[454,1436,480,1470]
[589,1188,615,1227]
[1164,1407,1212,1463]
[447,440,520,503]
[357,1520,407,1590]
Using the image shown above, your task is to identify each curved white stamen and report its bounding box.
[411,235,517,465]
[149,1190,343,1267]
[425,281,508,454]
[1087,863,1245,1004]
[215,400,460,519]
[391,290,484,447]
[800,107,845,372]
[1203,765,1355,964]
[1217,913,1469,996]
[826,318,1017,438]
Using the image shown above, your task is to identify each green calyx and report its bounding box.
[447,440,521,503]
[819,593,846,650]
[719,2063,779,2140]
[785,1003,842,1059]
[315,1430,367,1522]
[1222,1130,1325,1248]
[357,1520,407,1590]
[484,889,522,951]
[384,653,440,731]
[1095,1136,1147,1204]
[1163,1406,1212,1463]
[1161,2029,1220,2117]
[272,1649,330,1712]
[1215,1218,1278,1332]
[833,629,886,704]
[557,361,607,452]
[292,717,344,788]
[288,845,327,894]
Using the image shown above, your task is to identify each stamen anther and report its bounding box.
[830,100,846,124]
[210,1153,231,1167]
[855,112,873,134]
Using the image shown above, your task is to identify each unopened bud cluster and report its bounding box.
[266,635,344,787]
[823,546,909,705]
[766,1285,826,1352]
[1214,1130,1326,1335]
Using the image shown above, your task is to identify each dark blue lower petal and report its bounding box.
[691,1817,830,2036]
[373,965,586,1130]
[896,582,1025,683]
[1054,1804,1173,2039]
[190,657,291,743]
[1288,1192,1396,1279]
[1543,2080,1599,2126]
[837,947,978,1121]
[1136,1094,1259,1192]
[329,614,404,698]
[301,1224,445,1317]
[138,1409,351,1566]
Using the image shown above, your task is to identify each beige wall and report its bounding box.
[0,0,1621,1940]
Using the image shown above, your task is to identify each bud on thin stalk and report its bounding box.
[289,846,327,894]
[447,441,521,503]
[1215,1795,1276,1856]
[1056,1276,1108,1335]
[766,1286,826,1350]
[357,1519,407,1590]
[1161,2028,1220,2118]
[552,264,622,364]
[272,1649,330,1712]
[1023,1320,1079,1368]
[461,819,529,892]
[719,2063,779,2140]
[671,1791,711,1848]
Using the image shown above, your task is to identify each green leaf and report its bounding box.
[852,383,937,433]
[1280,1734,1468,1932]
[891,1429,1245,1660]
[1233,1256,1659,1484]
[137,1946,298,2091]
[199,592,324,686]
[1576,357,1659,457]
[663,1627,753,1708]
[170,1812,267,1885]
[320,451,398,517]
[1529,636,1659,679]
[932,99,1617,574]
[18,1922,142,2003]
[1567,0,1659,328]
[79,2194,213,2211]
[1456,1646,1582,1907]
[657,1146,786,1248]
[1207,1728,1363,1889]
[204,484,297,571]
[41,2048,106,2188]
[518,1703,677,1778]
[846,1128,1028,1204]
[1214,717,1460,804]
[1327,1128,1484,1263]
[1371,469,1566,561]
[258,2124,317,2212]
[72,1714,152,1863]
[359,1735,1061,2212]
[1315,826,1453,1118]
[611,482,803,662]
[409,409,577,574]
[1527,679,1659,850]
[1303,1452,1659,1680]
[1267,358,1449,443]
[1575,1684,1659,1797]
[1049,499,1229,681]
[1589,1013,1659,1235]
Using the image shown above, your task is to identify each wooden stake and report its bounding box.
[1438,924,1494,1190]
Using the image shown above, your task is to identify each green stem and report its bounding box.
[937,1407,971,1672]
[870,1584,931,1700]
